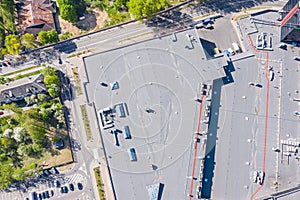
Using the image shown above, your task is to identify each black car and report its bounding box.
[42,192,46,199]
[63,186,68,193]
[77,182,83,190]
[54,180,60,188]
[37,193,42,200]
[43,169,50,176]
[45,191,50,198]
[49,190,54,197]
[59,186,65,193]
[69,183,74,191]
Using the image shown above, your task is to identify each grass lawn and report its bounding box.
[80,104,93,141]
[94,167,106,200]
[71,67,83,96]
[23,128,73,169]
[23,147,73,169]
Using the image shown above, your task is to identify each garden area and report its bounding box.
[0,67,72,189]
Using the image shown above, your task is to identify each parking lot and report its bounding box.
[0,171,87,200]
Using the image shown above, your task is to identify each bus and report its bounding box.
[123,126,131,139]
[128,148,137,161]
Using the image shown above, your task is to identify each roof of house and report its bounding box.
[18,0,55,34]
[0,74,47,104]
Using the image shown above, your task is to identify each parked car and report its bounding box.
[53,139,64,149]
[0,111,4,115]
[43,169,50,176]
[69,183,74,191]
[49,190,54,197]
[37,193,42,200]
[45,190,50,198]
[77,182,83,190]
[54,180,60,188]
[63,186,68,193]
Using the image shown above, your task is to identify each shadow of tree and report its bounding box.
[73,12,97,31]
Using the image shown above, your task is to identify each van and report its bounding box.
[123,126,131,139]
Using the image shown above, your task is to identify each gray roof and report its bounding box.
[0,74,47,104]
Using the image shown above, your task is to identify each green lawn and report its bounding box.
[80,104,93,141]
[71,67,83,96]
[94,167,106,200]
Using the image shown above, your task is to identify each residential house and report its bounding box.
[0,74,47,104]
[18,0,57,35]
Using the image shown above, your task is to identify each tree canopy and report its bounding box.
[5,34,21,55]
[60,4,78,23]
[38,30,59,45]
[128,0,169,20]
[21,33,37,49]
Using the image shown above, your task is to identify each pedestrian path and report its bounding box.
[63,174,84,184]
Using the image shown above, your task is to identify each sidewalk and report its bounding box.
[66,55,116,200]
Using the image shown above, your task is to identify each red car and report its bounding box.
[0,111,4,115]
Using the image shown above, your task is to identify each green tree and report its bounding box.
[41,67,57,76]
[37,94,49,102]
[44,75,60,86]
[2,103,22,116]
[25,121,46,144]
[60,4,78,23]
[5,34,21,55]
[48,84,60,98]
[59,32,73,41]
[128,0,169,20]
[38,31,49,45]
[0,165,13,189]
[47,30,59,43]
[24,94,37,105]
[12,168,27,181]
[21,33,37,49]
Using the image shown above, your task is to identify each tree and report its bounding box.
[59,32,73,41]
[12,168,27,181]
[5,34,21,55]
[60,4,78,23]
[0,165,13,189]
[128,0,169,20]
[12,127,26,142]
[37,94,49,102]
[41,67,56,76]
[24,94,37,105]
[38,31,49,45]
[48,84,60,98]
[39,108,53,122]
[20,33,37,49]
[25,121,46,144]
[47,30,59,43]
[44,75,60,86]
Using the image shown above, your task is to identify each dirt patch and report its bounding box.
[59,9,109,36]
